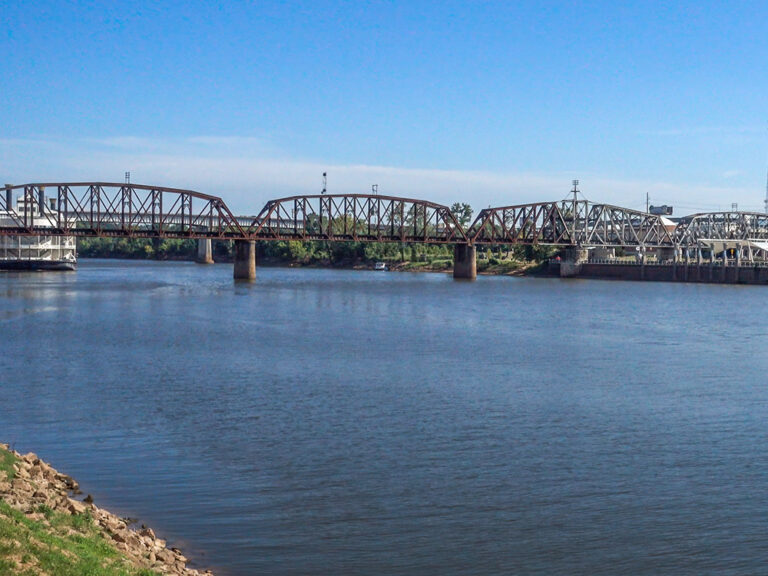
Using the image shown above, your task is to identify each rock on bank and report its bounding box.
[0,443,213,575]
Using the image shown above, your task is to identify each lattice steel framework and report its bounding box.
[1,183,245,238]
[675,212,768,248]
[467,200,675,247]
[243,194,468,243]
[6,182,768,251]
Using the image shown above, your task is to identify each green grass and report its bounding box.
[483,260,523,274]
[403,261,431,269]
[427,258,453,270]
[0,447,157,576]
[0,501,158,576]
[0,448,17,481]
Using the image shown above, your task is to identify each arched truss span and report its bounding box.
[0,183,245,238]
[675,212,768,248]
[243,194,468,243]
[7,183,768,251]
[467,200,675,247]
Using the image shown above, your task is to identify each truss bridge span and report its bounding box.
[5,182,768,282]
[0,182,473,279]
[466,199,676,248]
[0,183,467,243]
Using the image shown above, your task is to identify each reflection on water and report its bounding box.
[2,260,768,575]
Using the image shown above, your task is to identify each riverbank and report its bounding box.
[78,254,551,277]
[76,237,557,276]
[0,444,212,576]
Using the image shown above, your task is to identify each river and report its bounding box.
[2,260,767,575]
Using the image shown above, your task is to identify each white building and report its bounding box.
[0,193,76,271]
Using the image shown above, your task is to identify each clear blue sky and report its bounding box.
[2,1,767,214]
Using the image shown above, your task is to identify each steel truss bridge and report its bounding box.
[2,182,768,254]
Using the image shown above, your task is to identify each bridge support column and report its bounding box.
[560,248,588,278]
[234,240,256,281]
[721,251,728,282]
[592,247,615,260]
[657,247,676,262]
[453,244,477,280]
[196,238,214,264]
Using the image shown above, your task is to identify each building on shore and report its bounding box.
[0,193,76,271]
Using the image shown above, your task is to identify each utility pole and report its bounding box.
[571,179,579,242]
[321,172,327,195]
[764,121,768,214]
[764,168,768,214]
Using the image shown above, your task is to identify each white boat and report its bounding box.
[374,261,387,271]
[0,193,77,271]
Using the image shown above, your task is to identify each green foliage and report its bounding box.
[0,447,17,481]
[450,202,474,228]
[74,234,554,275]
[404,261,430,270]
[512,244,558,262]
[77,238,197,260]
[429,258,453,270]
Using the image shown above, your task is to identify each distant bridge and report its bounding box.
[3,182,768,279]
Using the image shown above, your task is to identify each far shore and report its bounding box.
[78,254,553,277]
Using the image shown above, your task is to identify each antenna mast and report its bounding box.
[765,168,768,214]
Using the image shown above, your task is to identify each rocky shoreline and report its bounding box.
[0,444,212,575]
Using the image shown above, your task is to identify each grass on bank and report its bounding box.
[0,447,157,576]
[0,450,16,481]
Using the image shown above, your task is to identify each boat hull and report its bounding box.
[0,260,77,272]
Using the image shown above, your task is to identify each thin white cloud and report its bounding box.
[0,136,759,216]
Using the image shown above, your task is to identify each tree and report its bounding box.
[451,202,474,228]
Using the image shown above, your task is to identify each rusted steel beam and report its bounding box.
[243,194,468,244]
[0,183,247,239]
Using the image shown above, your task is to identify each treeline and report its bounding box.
[77,237,557,269]
[77,237,202,260]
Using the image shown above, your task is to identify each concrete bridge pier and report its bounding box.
[721,250,728,282]
[453,244,477,280]
[233,240,256,281]
[560,248,589,278]
[658,247,676,262]
[196,238,214,264]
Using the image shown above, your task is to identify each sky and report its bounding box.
[2,0,767,215]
